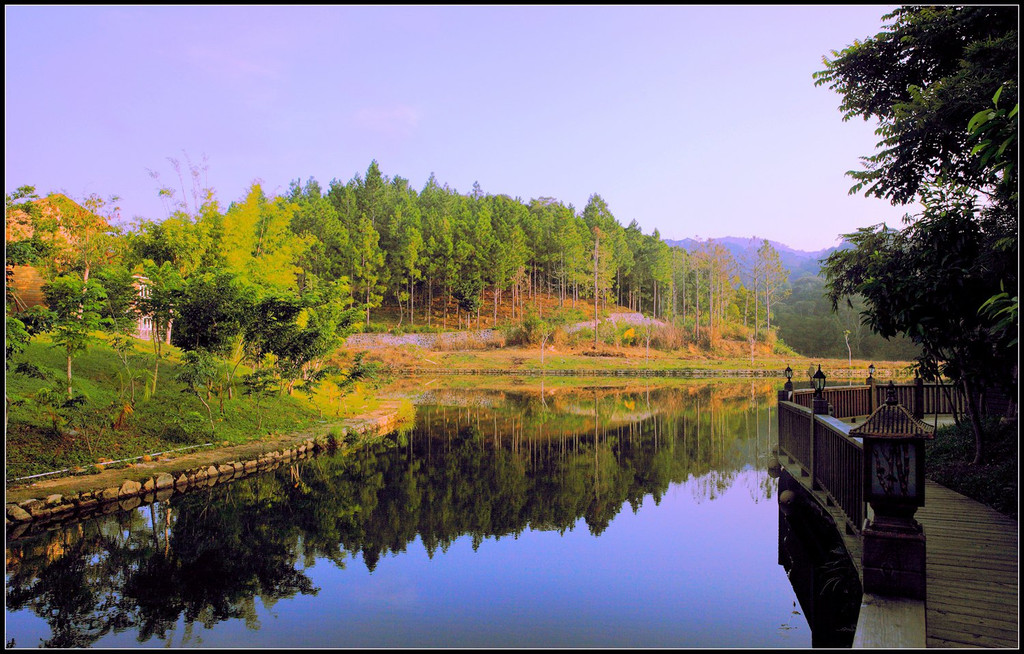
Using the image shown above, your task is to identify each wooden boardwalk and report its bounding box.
[917,480,1019,648]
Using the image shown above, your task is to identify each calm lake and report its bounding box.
[5,379,858,648]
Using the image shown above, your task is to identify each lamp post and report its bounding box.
[850,381,935,599]
[779,365,794,401]
[812,364,829,414]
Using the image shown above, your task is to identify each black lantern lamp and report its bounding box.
[812,365,829,414]
[812,365,826,394]
[850,381,934,600]
[866,363,878,412]
[778,365,794,400]
[851,382,935,520]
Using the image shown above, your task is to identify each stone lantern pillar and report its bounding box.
[850,382,935,600]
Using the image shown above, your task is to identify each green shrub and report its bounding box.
[617,324,638,346]
[926,417,1017,518]
[567,327,593,348]
[721,321,749,341]
[773,340,798,356]
[167,411,213,444]
[502,311,543,346]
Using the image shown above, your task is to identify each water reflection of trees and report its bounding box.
[5,382,779,647]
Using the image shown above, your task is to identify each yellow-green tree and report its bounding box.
[221,184,311,291]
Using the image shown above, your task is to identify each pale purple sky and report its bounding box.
[5,5,918,252]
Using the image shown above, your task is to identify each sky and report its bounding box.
[5,4,921,253]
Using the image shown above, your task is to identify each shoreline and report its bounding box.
[5,403,408,531]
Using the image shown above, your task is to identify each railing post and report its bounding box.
[778,366,794,402]
[867,375,877,414]
[810,393,830,489]
[778,382,793,402]
[913,372,924,421]
[813,394,830,416]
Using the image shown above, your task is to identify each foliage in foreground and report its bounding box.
[926,417,1017,520]
[816,5,1018,465]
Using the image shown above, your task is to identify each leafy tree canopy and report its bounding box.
[817,5,1018,463]
[814,5,1018,205]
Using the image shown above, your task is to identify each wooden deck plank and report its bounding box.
[927,598,1018,615]
[927,604,1018,627]
[928,556,1018,570]
[918,480,1019,649]
[928,607,1018,624]
[927,570,1020,586]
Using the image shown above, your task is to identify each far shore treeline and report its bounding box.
[8,159,916,370]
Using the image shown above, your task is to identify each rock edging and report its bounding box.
[6,408,407,540]
[6,438,324,539]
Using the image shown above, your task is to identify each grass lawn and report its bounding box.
[5,334,381,481]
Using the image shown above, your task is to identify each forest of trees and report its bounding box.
[772,275,919,362]
[7,159,810,363]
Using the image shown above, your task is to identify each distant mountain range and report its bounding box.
[663,236,849,281]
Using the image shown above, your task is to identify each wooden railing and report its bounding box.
[778,401,812,473]
[791,381,964,420]
[872,381,966,416]
[791,384,871,417]
[813,416,864,533]
[777,399,865,535]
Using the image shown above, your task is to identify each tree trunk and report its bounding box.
[754,273,760,340]
[694,270,701,340]
[962,378,986,464]
[151,333,161,396]
[197,393,215,433]
[427,280,433,327]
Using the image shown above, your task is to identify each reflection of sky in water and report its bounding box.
[73,470,805,649]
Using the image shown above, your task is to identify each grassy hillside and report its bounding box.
[5,334,381,480]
